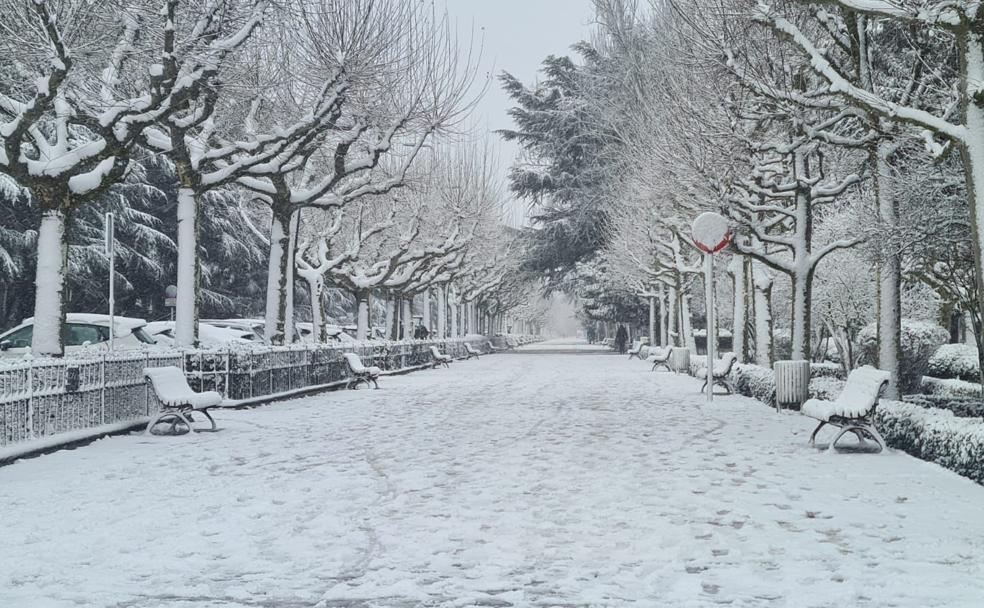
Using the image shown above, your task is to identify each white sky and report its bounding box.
[444,0,597,225]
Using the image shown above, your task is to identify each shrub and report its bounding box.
[922,376,983,398]
[902,394,984,419]
[810,361,845,380]
[809,376,845,401]
[927,343,980,383]
[875,400,984,485]
[729,363,776,406]
[858,320,948,394]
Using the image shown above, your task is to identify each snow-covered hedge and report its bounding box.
[903,394,984,419]
[875,400,984,485]
[858,320,948,394]
[922,376,983,398]
[729,363,776,406]
[810,361,844,380]
[927,343,981,383]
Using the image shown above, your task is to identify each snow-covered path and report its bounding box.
[2,348,984,607]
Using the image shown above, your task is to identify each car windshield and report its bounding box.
[64,324,109,346]
[2,325,33,348]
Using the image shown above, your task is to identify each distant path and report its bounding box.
[515,337,620,354]
[1,353,983,607]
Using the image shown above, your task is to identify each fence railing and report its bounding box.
[0,336,527,450]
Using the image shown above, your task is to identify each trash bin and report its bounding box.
[774,359,810,411]
[669,347,691,375]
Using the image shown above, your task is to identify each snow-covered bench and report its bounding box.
[697,352,738,394]
[343,352,381,389]
[487,340,507,353]
[429,345,453,368]
[647,346,671,372]
[627,340,644,360]
[144,366,221,435]
[464,343,482,360]
[802,366,890,452]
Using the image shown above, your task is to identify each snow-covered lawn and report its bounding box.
[2,354,983,607]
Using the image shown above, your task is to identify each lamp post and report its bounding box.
[691,212,731,402]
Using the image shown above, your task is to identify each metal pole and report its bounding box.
[105,212,115,351]
[705,252,714,402]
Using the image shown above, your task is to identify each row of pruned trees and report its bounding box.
[0,0,538,355]
[506,0,983,394]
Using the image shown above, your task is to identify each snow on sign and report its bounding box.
[691,212,731,254]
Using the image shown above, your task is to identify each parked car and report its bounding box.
[296,323,357,343]
[0,314,159,358]
[144,321,255,349]
[202,318,305,344]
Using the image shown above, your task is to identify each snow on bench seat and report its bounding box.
[343,353,380,389]
[647,346,671,371]
[801,366,891,452]
[144,366,221,435]
[429,346,452,368]
[144,367,222,409]
[696,353,738,394]
[464,343,482,359]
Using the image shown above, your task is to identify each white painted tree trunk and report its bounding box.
[174,187,199,348]
[752,263,774,367]
[304,274,325,342]
[960,36,984,391]
[356,291,370,341]
[437,286,447,338]
[32,209,69,356]
[385,297,396,340]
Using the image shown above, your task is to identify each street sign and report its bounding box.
[691,212,731,403]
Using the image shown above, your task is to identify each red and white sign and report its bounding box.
[691,212,731,254]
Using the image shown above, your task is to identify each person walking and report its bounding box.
[615,324,628,354]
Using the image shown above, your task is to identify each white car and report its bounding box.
[202,318,305,344]
[0,313,159,358]
[296,322,357,344]
[144,321,256,349]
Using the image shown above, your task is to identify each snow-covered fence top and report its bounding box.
[0,337,494,452]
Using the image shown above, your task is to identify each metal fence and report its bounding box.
[0,338,499,450]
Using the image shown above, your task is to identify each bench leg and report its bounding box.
[829,424,884,453]
[808,420,827,446]
[194,408,217,432]
[146,411,194,436]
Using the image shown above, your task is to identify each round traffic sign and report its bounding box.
[691,212,731,254]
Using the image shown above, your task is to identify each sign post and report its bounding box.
[691,212,731,402]
[164,285,178,322]
[105,212,115,351]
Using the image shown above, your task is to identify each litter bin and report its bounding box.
[669,347,691,375]
[774,359,810,412]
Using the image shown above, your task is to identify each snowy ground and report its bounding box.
[2,350,984,607]
[516,338,612,352]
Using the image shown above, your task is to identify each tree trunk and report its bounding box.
[682,294,696,353]
[659,283,669,347]
[875,142,902,398]
[752,263,774,366]
[668,285,678,346]
[284,212,299,344]
[32,202,70,357]
[174,186,201,348]
[790,271,813,361]
[307,275,325,343]
[385,296,397,340]
[356,291,371,341]
[263,202,292,345]
[422,288,431,332]
[729,256,748,363]
[402,297,413,340]
[437,286,447,338]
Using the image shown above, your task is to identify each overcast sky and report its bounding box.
[444,0,597,224]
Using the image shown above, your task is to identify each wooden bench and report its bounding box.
[647,346,671,371]
[343,352,381,389]
[464,343,482,360]
[802,366,890,452]
[697,352,738,394]
[429,345,453,368]
[144,366,221,435]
